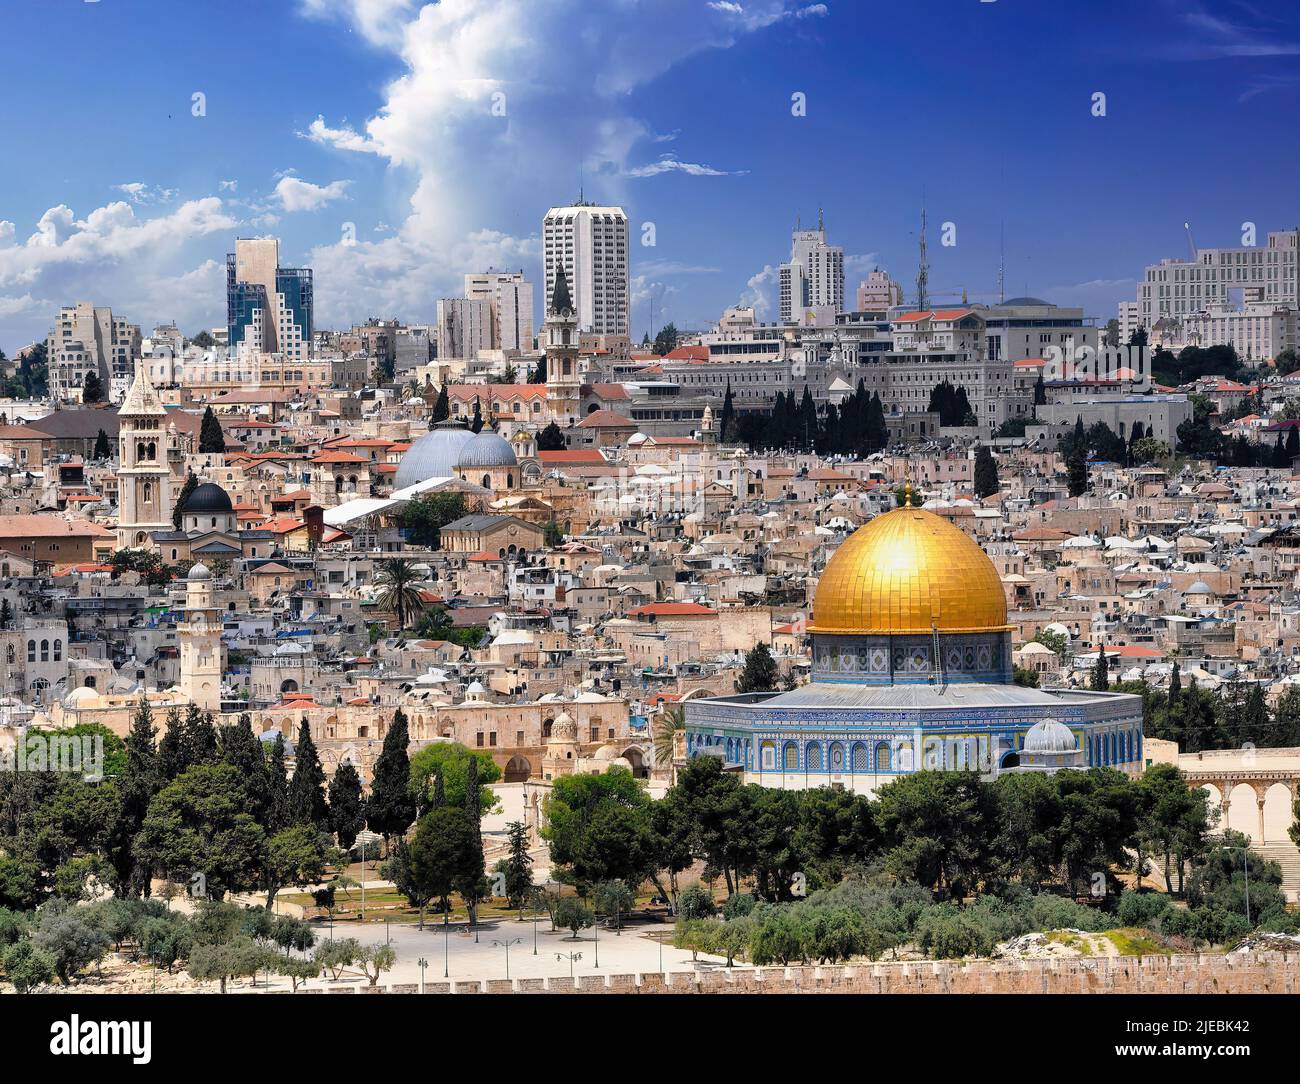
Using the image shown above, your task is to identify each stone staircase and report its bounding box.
[1257,841,1300,902]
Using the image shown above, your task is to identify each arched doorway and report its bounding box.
[621,747,647,779]
[504,755,531,782]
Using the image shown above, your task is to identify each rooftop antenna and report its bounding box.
[818,205,824,232]
[916,200,930,311]
[998,221,1006,304]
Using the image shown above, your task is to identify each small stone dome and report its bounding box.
[63,686,102,709]
[181,482,233,516]
[188,561,212,580]
[458,430,518,470]
[1023,719,1077,755]
[551,710,577,741]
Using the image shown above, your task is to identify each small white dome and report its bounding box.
[1023,719,1077,755]
[63,686,101,709]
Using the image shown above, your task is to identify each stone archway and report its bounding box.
[621,746,647,779]
[504,754,531,783]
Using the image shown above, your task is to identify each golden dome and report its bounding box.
[809,505,1009,635]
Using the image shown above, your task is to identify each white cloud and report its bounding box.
[113,182,178,205]
[219,179,239,192]
[274,176,352,212]
[0,198,238,348]
[739,263,778,317]
[625,154,748,178]
[298,0,809,328]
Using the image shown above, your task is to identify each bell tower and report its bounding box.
[116,362,172,548]
[544,263,582,426]
[178,562,223,711]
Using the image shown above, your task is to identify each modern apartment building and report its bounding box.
[226,238,313,361]
[46,302,141,402]
[541,203,629,336]
[1136,228,1300,330]
[436,298,492,361]
[779,212,844,324]
[465,271,535,353]
[976,297,1097,364]
[1184,302,1297,362]
[855,269,903,313]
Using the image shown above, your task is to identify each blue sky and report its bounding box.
[2,0,1300,354]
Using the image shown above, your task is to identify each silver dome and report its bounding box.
[457,430,518,470]
[1022,719,1077,755]
[394,425,476,489]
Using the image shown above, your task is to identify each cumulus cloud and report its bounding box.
[298,0,809,328]
[274,176,352,212]
[738,263,779,317]
[0,198,238,347]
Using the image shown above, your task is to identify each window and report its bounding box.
[27,639,35,663]
[476,732,484,747]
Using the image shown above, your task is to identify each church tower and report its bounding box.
[544,263,582,426]
[116,362,172,548]
[178,562,223,712]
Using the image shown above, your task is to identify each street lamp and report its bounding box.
[555,951,582,979]
[418,956,428,994]
[492,937,523,980]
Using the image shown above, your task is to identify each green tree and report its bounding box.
[188,936,270,993]
[199,406,226,453]
[93,428,111,461]
[328,763,366,849]
[408,805,478,925]
[173,471,199,529]
[973,445,999,499]
[367,709,416,845]
[3,939,56,992]
[82,369,105,404]
[555,896,594,939]
[400,492,466,549]
[431,385,450,422]
[408,742,501,814]
[875,772,998,897]
[31,907,109,984]
[261,825,330,908]
[736,642,779,693]
[502,820,534,910]
[537,421,566,451]
[1091,646,1110,690]
[287,722,329,829]
[470,398,484,433]
[134,765,266,900]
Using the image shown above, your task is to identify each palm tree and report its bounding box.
[652,704,685,767]
[375,558,424,631]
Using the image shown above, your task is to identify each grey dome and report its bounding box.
[458,430,518,470]
[188,561,212,580]
[394,424,475,489]
[1023,719,1077,754]
[1001,296,1052,307]
[182,482,233,515]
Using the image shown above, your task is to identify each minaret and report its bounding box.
[544,263,582,426]
[116,361,172,548]
[178,562,222,711]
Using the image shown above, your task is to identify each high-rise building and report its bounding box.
[1136,228,1300,330]
[46,302,141,401]
[436,298,492,361]
[541,202,629,336]
[465,270,535,353]
[780,211,844,323]
[226,238,313,360]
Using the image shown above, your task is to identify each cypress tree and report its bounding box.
[1168,661,1181,709]
[737,642,779,693]
[1092,645,1110,691]
[973,445,999,499]
[93,428,111,461]
[366,709,416,845]
[266,733,291,832]
[432,385,450,423]
[328,762,366,850]
[199,406,226,453]
[719,381,735,444]
[287,721,329,828]
[470,398,484,433]
[173,471,198,529]
[219,712,270,823]
[114,696,160,895]
[156,707,188,781]
[458,757,486,927]
[183,704,219,766]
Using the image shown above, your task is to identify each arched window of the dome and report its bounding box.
[805,743,823,771]
[874,742,891,772]
[851,742,868,772]
[782,742,798,771]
